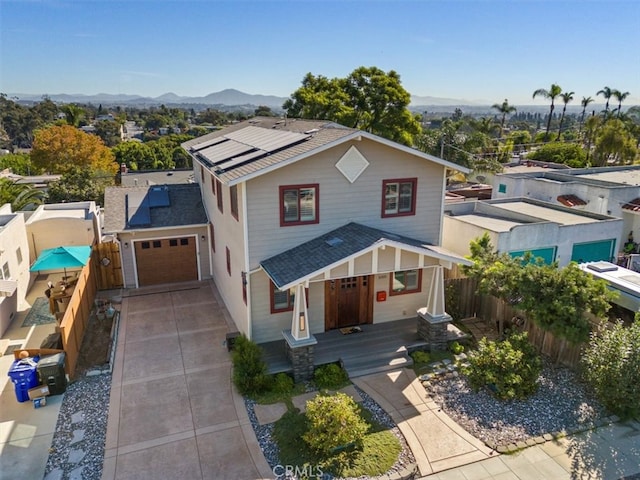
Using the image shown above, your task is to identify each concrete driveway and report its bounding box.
[102,281,273,480]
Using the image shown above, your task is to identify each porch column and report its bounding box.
[283,283,317,382]
[417,266,452,351]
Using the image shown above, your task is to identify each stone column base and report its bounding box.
[283,329,317,383]
[417,307,452,351]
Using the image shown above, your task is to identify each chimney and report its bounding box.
[120,163,128,174]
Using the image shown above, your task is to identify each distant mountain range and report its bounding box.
[9,88,618,114]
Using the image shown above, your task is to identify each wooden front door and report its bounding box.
[324,276,373,330]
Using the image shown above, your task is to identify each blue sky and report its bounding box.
[1,0,639,105]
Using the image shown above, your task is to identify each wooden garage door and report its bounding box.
[135,237,198,286]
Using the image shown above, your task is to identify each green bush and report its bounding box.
[231,334,269,396]
[314,363,349,390]
[581,319,640,419]
[271,372,294,395]
[303,392,369,456]
[410,350,431,364]
[449,341,464,354]
[462,331,542,400]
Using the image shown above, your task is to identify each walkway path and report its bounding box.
[353,369,494,477]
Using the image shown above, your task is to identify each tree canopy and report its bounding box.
[31,125,117,174]
[283,66,421,146]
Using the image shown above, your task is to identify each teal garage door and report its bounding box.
[571,240,616,263]
[509,247,556,264]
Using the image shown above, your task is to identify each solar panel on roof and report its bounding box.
[190,137,228,152]
[217,150,268,172]
[199,141,256,165]
[224,126,309,152]
[148,186,170,207]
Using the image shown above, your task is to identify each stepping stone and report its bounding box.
[71,412,84,424]
[68,448,85,464]
[335,385,362,403]
[70,429,85,445]
[292,392,319,413]
[44,469,63,480]
[68,466,84,480]
[253,402,287,425]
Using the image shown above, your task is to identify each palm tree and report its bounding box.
[532,83,562,141]
[491,99,517,137]
[0,178,45,211]
[612,89,631,117]
[597,86,613,114]
[556,91,574,140]
[62,104,85,127]
[579,96,594,132]
[583,114,601,165]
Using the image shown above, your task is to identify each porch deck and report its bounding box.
[260,318,431,378]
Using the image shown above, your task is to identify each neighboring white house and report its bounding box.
[178,117,469,344]
[24,201,101,264]
[443,197,623,267]
[492,166,640,254]
[0,204,30,335]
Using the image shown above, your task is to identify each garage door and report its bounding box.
[571,240,616,263]
[134,237,198,286]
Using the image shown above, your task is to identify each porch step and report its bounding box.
[342,349,413,378]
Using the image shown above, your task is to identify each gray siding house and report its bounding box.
[182,117,469,345]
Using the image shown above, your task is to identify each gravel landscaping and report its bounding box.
[423,357,610,448]
[44,373,112,480]
[245,384,416,480]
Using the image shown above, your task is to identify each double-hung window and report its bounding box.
[389,269,421,295]
[280,184,319,226]
[230,185,239,220]
[382,178,417,217]
[271,282,296,313]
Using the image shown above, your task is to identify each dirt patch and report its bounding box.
[74,314,114,378]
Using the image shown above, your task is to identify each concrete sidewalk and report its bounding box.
[102,281,273,480]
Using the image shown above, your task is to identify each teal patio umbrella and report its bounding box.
[29,245,92,278]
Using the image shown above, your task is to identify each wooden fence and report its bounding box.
[92,241,123,289]
[58,253,98,377]
[445,277,606,369]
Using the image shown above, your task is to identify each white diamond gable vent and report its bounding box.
[335,146,369,183]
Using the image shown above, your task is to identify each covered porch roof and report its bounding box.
[260,222,471,290]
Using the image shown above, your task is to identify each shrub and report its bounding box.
[271,372,294,395]
[462,331,542,400]
[410,350,431,364]
[303,392,368,456]
[581,319,640,419]
[449,341,464,355]
[231,334,269,396]
[314,363,349,390]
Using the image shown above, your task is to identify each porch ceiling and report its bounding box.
[260,222,471,290]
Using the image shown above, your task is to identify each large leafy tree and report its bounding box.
[0,153,35,176]
[284,67,421,146]
[31,124,117,174]
[491,99,516,137]
[556,91,574,140]
[0,178,45,210]
[532,83,562,141]
[593,118,638,166]
[47,165,114,206]
[527,142,587,167]
[61,104,85,127]
[463,233,614,344]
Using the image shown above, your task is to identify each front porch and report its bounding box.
[260,317,468,378]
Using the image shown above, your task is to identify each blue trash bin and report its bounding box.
[7,357,40,402]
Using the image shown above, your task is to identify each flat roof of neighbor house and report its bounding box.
[490,200,603,226]
[577,169,640,186]
[579,261,640,312]
[26,202,97,223]
[451,214,525,232]
[120,169,195,187]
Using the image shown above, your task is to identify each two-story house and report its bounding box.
[179,117,468,349]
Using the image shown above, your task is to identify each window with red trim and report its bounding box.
[209,223,215,253]
[230,185,238,220]
[226,247,231,275]
[382,178,417,217]
[200,165,204,182]
[241,272,247,304]
[216,179,223,213]
[389,269,422,296]
[279,184,319,226]
[211,175,216,195]
[270,281,308,313]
